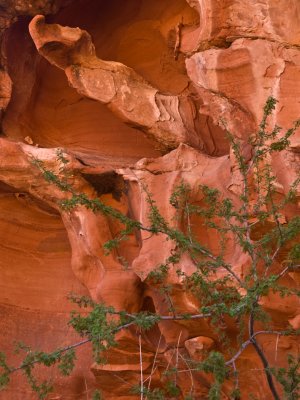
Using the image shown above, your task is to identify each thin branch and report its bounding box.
[276,266,289,280]
[249,314,280,400]
[158,313,211,321]
[84,376,88,400]
[225,329,296,366]
[146,334,162,395]
[232,360,239,394]
[184,240,244,286]
[163,289,177,318]
[122,312,211,321]
[8,321,136,375]
[275,334,279,363]
[179,353,194,396]
[139,333,143,400]
[3,311,211,380]
[225,339,251,366]
[174,331,182,388]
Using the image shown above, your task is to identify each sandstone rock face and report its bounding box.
[0,1,299,399]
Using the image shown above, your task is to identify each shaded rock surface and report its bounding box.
[0,0,299,399]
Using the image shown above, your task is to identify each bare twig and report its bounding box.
[179,353,194,396]
[276,266,289,280]
[147,334,162,394]
[275,334,279,362]
[163,288,177,318]
[249,314,280,400]
[139,333,143,400]
[174,331,182,387]
[84,376,88,400]
[232,360,239,394]
[225,329,295,366]
[122,312,211,321]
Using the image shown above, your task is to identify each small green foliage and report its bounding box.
[69,303,118,364]
[92,389,102,400]
[68,293,95,308]
[147,263,170,283]
[196,352,228,400]
[230,387,241,400]
[58,349,76,376]
[132,381,181,399]
[0,352,10,390]
[56,148,69,166]
[11,343,78,399]
[270,355,300,399]
[133,312,161,330]
[169,182,191,209]
[264,96,278,114]
[146,189,170,233]
[0,372,9,390]
[249,394,260,400]
[165,380,181,397]
[146,388,166,400]
[21,354,53,400]
[289,244,300,261]
[147,252,180,284]
[184,395,195,400]
[1,97,299,399]
[131,385,166,399]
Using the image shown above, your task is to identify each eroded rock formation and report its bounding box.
[0,0,299,399]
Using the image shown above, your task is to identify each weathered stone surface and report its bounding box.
[27,15,203,151]
[0,189,96,399]
[0,0,299,399]
[0,69,12,118]
[181,0,300,52]
[0,0,57,17]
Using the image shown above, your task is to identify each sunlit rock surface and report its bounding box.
[0,0,299,398]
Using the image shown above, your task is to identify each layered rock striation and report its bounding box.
[0,1,299,399]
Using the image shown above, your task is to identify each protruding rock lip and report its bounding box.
[29,14,96,69]
[28,15,204,152]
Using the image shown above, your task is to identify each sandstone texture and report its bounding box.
[0,0,299,399]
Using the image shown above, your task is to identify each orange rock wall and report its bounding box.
[0,1,299,399]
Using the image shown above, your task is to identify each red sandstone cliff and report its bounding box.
[0,1,299,399]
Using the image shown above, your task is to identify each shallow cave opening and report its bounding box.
[82,171,125,200]
[51,0,197,94]
[2,0,229,159]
